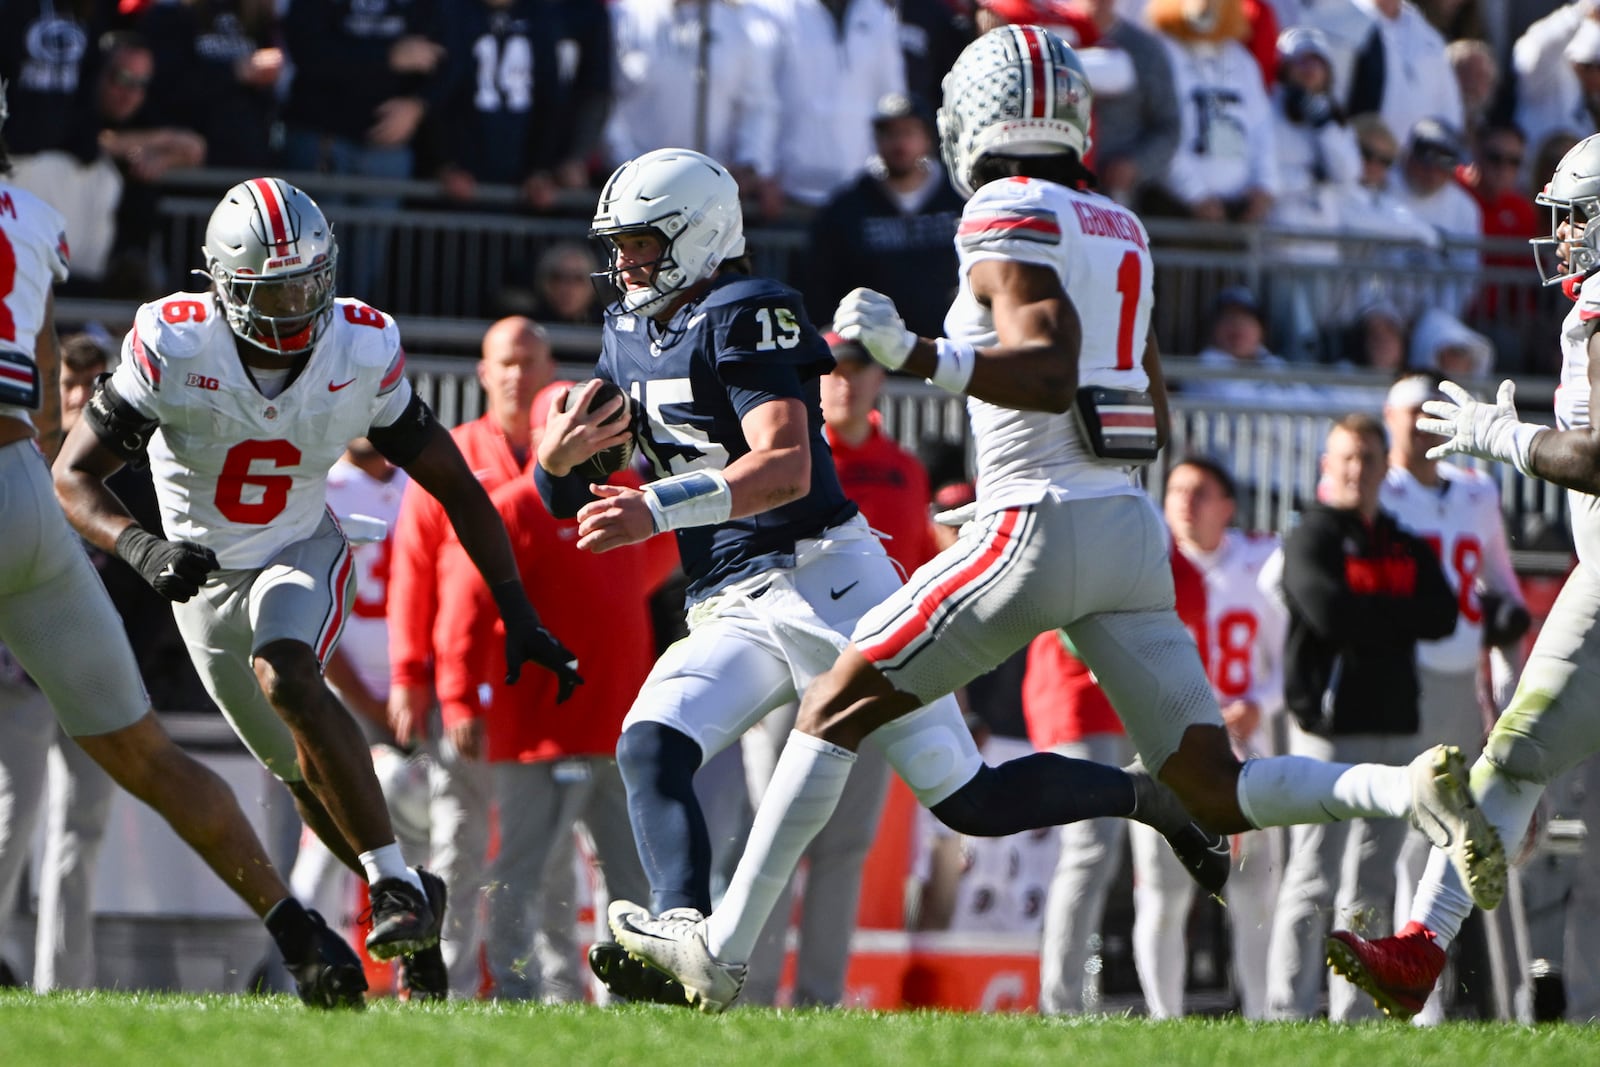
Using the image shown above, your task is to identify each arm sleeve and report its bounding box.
[534,462,600,519]
[386,480,449,688]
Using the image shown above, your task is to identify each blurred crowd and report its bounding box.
[6,0,1600,372]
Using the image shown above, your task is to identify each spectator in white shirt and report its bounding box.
[1273,0,1381,107]
[1512,4,1600,190]
[1145,0,1280,221]
[606,0,784,218]
[1346,0,1464,150]
[1393,117,1483,316]
[757,0,906,209]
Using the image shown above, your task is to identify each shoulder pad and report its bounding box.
[702,275,796,313]
[959,179,1067,251]
[127,295,218,389]
[333,299,403,369]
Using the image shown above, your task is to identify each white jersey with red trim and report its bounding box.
[111,294,413,569]
[1381,463,1520,673]
[0,183,70,423]
[1181,530,1287,753]
[945,176,1154,514]
[1558,281,1600,570]
[325,458,407,698]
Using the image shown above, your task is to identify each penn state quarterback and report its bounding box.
[538,146,1237,1008]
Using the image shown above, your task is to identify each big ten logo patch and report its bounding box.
[186,373,220,391]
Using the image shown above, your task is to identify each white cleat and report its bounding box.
[608,900,746,1014]
[1408,744,1506,911]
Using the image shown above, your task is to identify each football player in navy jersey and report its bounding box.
[537,147,1232,1006]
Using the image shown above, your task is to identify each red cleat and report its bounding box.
[1326,921,1447,1020]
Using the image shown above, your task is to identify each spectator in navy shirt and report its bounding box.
[799,93,963,338]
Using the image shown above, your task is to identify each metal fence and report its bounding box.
[394,355,1573,571]
[139,169,1563,369]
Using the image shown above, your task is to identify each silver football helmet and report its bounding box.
[1533,133,1600,287]
[203,178,338,356]
[590,148,744,318]
[937,25,1094,200]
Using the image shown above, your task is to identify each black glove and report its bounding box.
[115,526,219,602]
[1481,592,1532,649]
[492,581,583,702]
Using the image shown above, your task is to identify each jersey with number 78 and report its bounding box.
[945,175,1156,514]
[110,293,412,569]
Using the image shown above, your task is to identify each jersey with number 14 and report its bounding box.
[945,176,1155,513]
[111,294,413,570]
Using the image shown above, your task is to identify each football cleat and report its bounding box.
[398,870,449,1001]
[365,869,443,961]
[589,940,691,1006]
[284,908,368,1010]
[1125,760,1230,897]
[1326,922,1447,1020]
[1408,744,1506,911]
[608,900,746,1014]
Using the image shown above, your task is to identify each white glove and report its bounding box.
[833,287,915,371]
[1417,379,1546,473]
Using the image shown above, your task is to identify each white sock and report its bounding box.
[1411,848,1473,950]
[1235,756,1410,828]
[1410,762,1544,949]
[706,731,855,964]
[359,843,422,891]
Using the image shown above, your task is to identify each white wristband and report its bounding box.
[928,337,976,394]
[1511,423,1547,477]
[641,470,733,533]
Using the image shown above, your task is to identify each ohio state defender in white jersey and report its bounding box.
[3,110,370,1008]
[54,177,580,991]
[610,27,1499,1015]
[107,294,411,569]
[0,184,68,426]
[1331,131,1600,1020]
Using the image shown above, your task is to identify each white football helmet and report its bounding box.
[203,177,338,356]
[1533,133,1600,288]
[590,148,744,318]
[938,25,1094,199]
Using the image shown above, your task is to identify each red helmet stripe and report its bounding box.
[250,177,291,257]
[1017,25,1049,119]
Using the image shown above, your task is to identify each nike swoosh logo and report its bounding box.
[328,378,356,392]
[830,581,859,601]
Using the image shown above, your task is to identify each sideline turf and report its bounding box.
[1,991,1593,1067]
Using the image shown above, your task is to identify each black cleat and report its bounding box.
[366,871,442,961]
[1126,760,1231,897]
[589,940,690,1006]
[398,870,449,1001]
[283,909,368,1010]
[1160,819,1233,898]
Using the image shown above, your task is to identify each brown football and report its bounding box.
[561,379,637,479]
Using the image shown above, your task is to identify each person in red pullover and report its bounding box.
[1028,541,1207,1017]
[739,334,940,1006]
[432,380,678,1001]
[385,316,556,996]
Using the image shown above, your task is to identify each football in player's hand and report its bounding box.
[561,379,637,480]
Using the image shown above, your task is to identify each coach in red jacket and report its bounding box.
[385,316,556,995]
[433,380,678,1001]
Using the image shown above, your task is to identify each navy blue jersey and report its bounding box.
[599,274,857,602]
[433,0,561,182]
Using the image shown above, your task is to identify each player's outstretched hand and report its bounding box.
[833,288,916,371]
[1418,380,1541,469]
[492,582,583,702]
[115,527,219,602]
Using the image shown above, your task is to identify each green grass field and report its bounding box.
[3,992,1596,1067]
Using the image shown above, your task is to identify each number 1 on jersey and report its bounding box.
[1115,250,1140,371]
